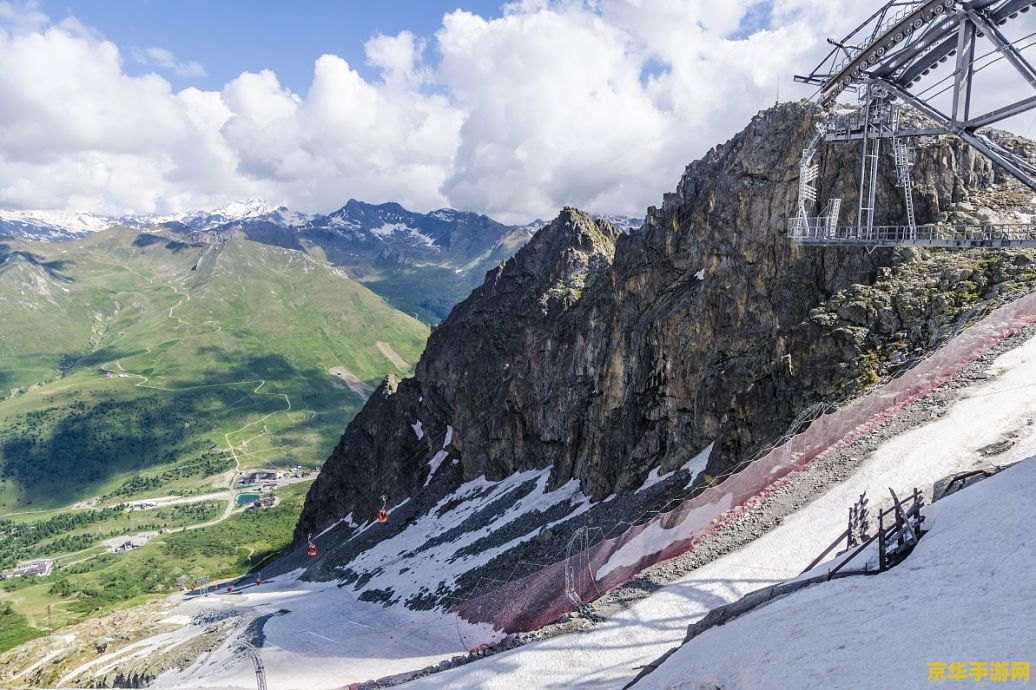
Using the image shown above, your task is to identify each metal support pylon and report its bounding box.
[857,92,881,239]
[855,86,902,239]
[790,0,1036,247]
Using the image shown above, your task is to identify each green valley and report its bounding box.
[0,229,428,511]
[0,227,430,644]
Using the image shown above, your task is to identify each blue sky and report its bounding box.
[36,0,506,93]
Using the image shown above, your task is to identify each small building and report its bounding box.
[1,559,53,579]
[251,496,278,510]
[240,470,278,486]
[103,532,156,553]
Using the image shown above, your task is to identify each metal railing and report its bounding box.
[790,220,1036,246]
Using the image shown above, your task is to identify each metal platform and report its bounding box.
[790,220,1036,247]
[791,0,1036,247]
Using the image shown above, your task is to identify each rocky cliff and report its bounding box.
[295,101,1036,544]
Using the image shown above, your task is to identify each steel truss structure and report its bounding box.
[791,0,1036,246]
[236,642,268,690]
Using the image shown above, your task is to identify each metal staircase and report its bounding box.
[891,107,918,237]
[794,127,824,236]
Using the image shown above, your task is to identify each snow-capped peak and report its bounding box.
[430,209,460,221]
[162,198,282,231]
[0,199,287,241]
[0,209,115,235]
[0,198,506,248]
[209,198,275,220]
[594,214,645,233]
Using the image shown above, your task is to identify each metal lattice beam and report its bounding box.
[791,0,1036,245]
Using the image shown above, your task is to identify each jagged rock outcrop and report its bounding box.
[296,101,1036,543]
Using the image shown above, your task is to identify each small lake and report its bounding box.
[236,493,260,506]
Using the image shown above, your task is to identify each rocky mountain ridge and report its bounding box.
[1,200,648,321]
[296,101,1036,548]
[1,200,537,321]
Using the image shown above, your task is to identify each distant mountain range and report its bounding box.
[0,200,644,321]
[0,199,299,240]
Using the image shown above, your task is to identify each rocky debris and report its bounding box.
[977,436,1018,457]
[807,248,1036,385]
[0,599,246,689]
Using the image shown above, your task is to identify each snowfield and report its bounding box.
[404,333,1036,690]
[636,455,1036,690]
[111,333,1036,689]
[154,468,594,690]
[156,575,498,690]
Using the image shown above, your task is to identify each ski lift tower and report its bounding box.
[791,0,1036,248]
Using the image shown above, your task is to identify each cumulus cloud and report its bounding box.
[2,0,1033,223]
[0,0,46,34]
[133,46,207,78]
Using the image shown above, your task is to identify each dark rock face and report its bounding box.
[295,101,1036,543]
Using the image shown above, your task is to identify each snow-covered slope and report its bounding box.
[138,467,592,690]
[401,332,1036,690]
[636,455,1036,690]
[149,576,497,690]
[59,329,1035,690]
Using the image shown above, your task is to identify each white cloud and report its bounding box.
[2,0,1033,223]
[0,0,45,34]
[365,30,427,88]
[133,46,207,78]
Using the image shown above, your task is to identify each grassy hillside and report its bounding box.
[0,230,429,511]
[0,483,310,653]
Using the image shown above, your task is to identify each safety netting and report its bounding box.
[452,289,1036,633]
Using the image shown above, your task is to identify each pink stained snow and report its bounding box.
[405,333,1036,690]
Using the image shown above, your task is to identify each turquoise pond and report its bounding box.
[236,493,261,506]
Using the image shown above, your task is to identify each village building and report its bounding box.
[1,559,53,579]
